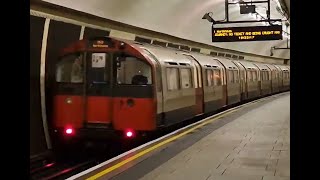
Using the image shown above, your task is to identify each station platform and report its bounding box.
[69,92,290,180]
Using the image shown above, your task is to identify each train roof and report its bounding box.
[216,57,239,70]
[274,64,290,71]
[183,52,223,68]
[253,62,270,71]
[234,60,259,70]
[265,64,278,71]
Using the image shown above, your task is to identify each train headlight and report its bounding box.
[65,97,72,104]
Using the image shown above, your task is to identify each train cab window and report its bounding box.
[56,53,84,83]
[213,69,221,86]
[180,68,192,89]
[116,56,152,85]
[228,70,234,83]
[206,69,213,86]
[167,68,179,90]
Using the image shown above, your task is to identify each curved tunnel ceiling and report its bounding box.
[41,0,290,59]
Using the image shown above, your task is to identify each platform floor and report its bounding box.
[74,93,290,180]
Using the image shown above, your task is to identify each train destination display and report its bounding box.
[212,25,282,42]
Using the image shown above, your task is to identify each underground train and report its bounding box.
[51,36,290,146]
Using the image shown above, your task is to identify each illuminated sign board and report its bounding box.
[212,25,282,42]
[89,38,115,48]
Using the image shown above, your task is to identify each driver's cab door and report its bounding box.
[84,52,113,127]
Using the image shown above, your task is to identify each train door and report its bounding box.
[233,61,246,100]
[85,52,113,126]
[183,54,204,115]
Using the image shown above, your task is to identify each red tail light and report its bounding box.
[65,127,74,135]
[125,130,134,138]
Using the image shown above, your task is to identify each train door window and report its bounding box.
[247,71,252,81]
[213,69,221,86]
[87,53,111,84]
[193,66,198,88]
[266,71,270,80]
[167,68,179,90]
[180,68,192,89]
[116,56,152,85]
[284,72,287,79]
[286,72,288,79]
[56,53,84,83]
[228,70,234,83]
[265,71,268,80]
[233,70,239,83]
[206,69,213,86]
[252,71,257,81]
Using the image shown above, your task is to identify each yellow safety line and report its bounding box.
[86,99,264,180]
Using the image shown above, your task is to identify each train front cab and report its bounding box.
[52,37,157,142]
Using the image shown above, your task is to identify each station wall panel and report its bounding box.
[45,20,81,122]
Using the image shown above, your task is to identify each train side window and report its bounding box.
[167,67,179,90]
[206,69,213,86]
[266,71,270,80]
[228,70,234,83]
[180,68,192,89]
[213,69,221,86]
[56,53,84,83]
[116,56,152,85]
